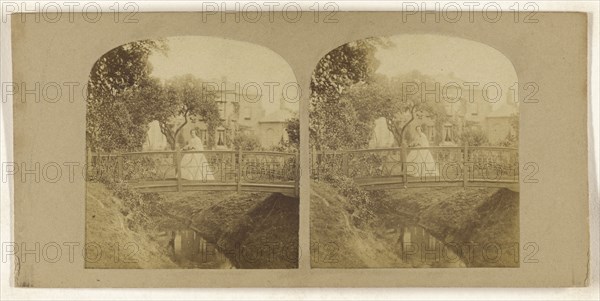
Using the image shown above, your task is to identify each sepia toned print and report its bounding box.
[310,34,520,268]
[85,36,300,269]
[8,11,590,287]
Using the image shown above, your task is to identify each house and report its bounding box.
[178,85,266,150]
[143,80,266,151]
[485,102,517,144]
[258,109,293,148]
[143,80,296,151]
[368,74,518,147]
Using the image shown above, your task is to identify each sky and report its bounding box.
[148,36,298,115]
[374,34,518,108]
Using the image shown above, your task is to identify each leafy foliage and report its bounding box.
[460,126,490,146]
[87,40,222,152]
[285,116,300,148]
[155,74,222,150]
[498,112,519,147]
[310,38,390,150]
[320,172,375,228]
[232,130,262,151]
[345,72,449,147]
[108,180,168,232]
[87,40,167,152]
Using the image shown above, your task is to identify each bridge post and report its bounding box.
[311,145,318,180]
[342,152,349,176]
[463,143,468,188]
[176,150,182,192]
[237,148,243,193]
[401,146,407,188]
[117,155,124,181]
[87,148,92,179]
[295,152,300,197]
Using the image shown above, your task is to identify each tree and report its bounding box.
[344,72,449,147]
[153,74,222,150]
[460,126,489,146]
[499,112,519,147]
[285,116,300,148]
[231,130,261,151]
[309,38,391,150]
[87,39,167,152]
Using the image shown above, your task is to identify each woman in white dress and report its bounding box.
[405,126,439,177]
[180,129,215,181]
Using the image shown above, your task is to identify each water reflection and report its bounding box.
[398,225,466,268]
[167,229,236,269]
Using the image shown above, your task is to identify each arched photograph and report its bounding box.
[85,36,300,269]
[309,34,520,268]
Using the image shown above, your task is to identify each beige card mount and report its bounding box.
[9,11,589,287]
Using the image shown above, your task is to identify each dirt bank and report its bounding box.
[152,190,299,269]
[310,180,519,268]
[85,182,177,268]
[87,183,299,269]
[311,181,410,268]
[376,187,520,267]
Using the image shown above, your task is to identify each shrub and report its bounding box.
[460,127,489,146]
[99,175,167,232]
[232,131,262,151]
[321,170,375,228]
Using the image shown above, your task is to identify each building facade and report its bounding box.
[143,82,294,151]
[369,80,518,148]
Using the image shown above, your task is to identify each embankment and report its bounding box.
[373,187,520,267]
[86,183,299,269]
[132,189,298,269]
[311,180,519,268]
[85,182,177,268]
[311,181,410,268]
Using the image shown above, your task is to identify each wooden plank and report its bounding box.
[242,186,296,195]
[242,183,295,189]
[117,155,124,181]
[237,148,242,193]
[132,182,295,194]
[469,178,520,183]
[354,176,404,185]
[314,147,517,164]
[295,152,300,197]
[401,146,407,187]
[342,152,349,176]
[463,143,468,188]
[136,185,178,193]
[176,151,182,192]
[360,181,463,191]
[183,185,238,192]
[241,151,296,156]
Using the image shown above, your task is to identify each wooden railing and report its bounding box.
[88,149,300,196]
[311,145,519,191]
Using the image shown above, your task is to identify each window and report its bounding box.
[242,106,252,120]
[217,101,226,120]
[443,125,453,142]
[427,125,435,141]
[470,102,479,116]
[217,129,225,146]
[198,129,208,145]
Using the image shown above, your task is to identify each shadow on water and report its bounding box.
[165,229,236,269]
[395,225,466,268]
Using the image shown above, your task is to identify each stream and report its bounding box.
[396,225,467,268]
[165,229,236,269]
